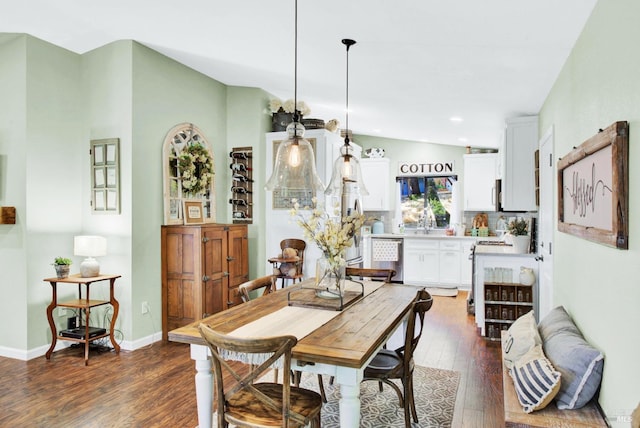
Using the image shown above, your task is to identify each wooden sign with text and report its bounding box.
[557,121,628,249]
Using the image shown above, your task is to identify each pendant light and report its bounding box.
[325,39,368,197]
[264,0,324,197]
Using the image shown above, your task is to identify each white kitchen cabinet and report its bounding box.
[403,239,439,284]
[439,240,461,285]
[463,153,498,211]
[502,116,538,211]
[360,158,390,211]
[461,241,474,286]
[403,238,474,288]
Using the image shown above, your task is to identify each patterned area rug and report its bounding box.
[214,366,460,427]
[301,366,460,428]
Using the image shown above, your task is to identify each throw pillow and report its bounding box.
[538,306,605,409]
[510,344,562,413]
[502,310,541,369]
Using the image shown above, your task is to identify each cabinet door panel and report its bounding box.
[463,154,498,211]
[203,228,226,280]
[228,227,249,289]
[203,278,224,317]
[203,227,226,316]
[361,159,390,210]
[439,251,461,284]
[403,248,424,283]
[421,250,439,283]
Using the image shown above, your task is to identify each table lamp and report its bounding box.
[74,235,107,277]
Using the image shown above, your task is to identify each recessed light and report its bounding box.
[450,117,463,122]
[372,128,382,133]
[458,137,468,142]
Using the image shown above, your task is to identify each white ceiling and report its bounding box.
[2,0,597,148]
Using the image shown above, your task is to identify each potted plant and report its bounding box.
[52,257,72,278]
[506,219,530,253]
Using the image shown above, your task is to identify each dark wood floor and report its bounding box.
[0,291,503,427]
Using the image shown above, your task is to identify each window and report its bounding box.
[398,176,457,229]
[91,138,120,214]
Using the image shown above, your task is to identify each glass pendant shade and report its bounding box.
[325,141,369,196]
[265,121,325,194]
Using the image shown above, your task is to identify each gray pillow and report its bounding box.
[538,306,604,409]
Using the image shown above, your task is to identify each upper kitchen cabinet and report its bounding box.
[502,116,539,211]
[360,158,390,211]
[463,153,499,211]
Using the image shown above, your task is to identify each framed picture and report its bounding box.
[183,200,204,224]
[91,138,120,214]
[557,121,628,249]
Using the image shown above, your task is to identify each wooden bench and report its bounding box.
[501,331,608,427]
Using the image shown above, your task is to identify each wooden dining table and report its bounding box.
[168,278,418,428]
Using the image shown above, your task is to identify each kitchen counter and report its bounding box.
[474,244,537,257]
[370,233,498,241]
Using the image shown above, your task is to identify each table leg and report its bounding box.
[45,282,58,359]
[109,278,121,353]
[191,344,213,428]
[335,366,362,428]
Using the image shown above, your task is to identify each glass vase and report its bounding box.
[315,256,346,298]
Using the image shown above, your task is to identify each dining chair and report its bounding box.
[238,275,276,303]
[361,288,433,428]
[198,323,322,428]
[316,266,397,403]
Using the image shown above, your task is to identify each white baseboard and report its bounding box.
[0,331,163,361]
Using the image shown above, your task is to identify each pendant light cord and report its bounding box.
[342,39,356,144]
[293,0,299,123]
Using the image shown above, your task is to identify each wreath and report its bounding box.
[178,144,214,195]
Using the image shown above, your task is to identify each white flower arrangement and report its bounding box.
[290,198,366,290]
[269,98,311,116]
[178,143,214,195]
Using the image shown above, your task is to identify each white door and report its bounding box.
[538,126,555,319]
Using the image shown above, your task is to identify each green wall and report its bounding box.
[0,34,29,353]
[539,0,640,420]
[226,86,273,280]
[0,35,272,356]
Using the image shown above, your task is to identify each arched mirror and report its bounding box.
[162,123,215,225]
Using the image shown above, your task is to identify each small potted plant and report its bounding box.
[506,219,530,253]
[52,257,72,279]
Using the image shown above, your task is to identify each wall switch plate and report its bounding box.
[141,301,150,314]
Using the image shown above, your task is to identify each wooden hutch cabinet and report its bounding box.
[161,224,248,340]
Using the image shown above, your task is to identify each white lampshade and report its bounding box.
[74,235,107,277]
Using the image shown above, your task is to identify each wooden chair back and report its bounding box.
[239,275,276,303]
[346,267,396,283]
[198,323,321,427]
[402,288,433,365]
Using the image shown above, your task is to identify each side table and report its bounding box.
[44,273,121,365]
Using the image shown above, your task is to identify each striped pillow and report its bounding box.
[509,344,562,413]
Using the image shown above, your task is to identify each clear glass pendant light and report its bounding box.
[325,39,368,197]
[264,0,324,195]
